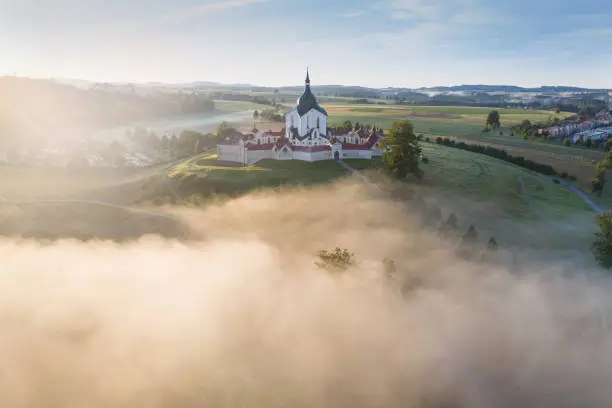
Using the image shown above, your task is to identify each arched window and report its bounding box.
[317,117,320,129]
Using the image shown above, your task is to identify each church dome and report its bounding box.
[296,70,328,117]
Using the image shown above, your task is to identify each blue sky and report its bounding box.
[1,0,611,88]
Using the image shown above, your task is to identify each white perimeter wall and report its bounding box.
[217,145,243,163]
[246,149,274,165]
[293,150,331,162]
[342,150,373,159]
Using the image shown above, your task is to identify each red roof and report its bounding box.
[342,135,380,150]
[246,143,276,151]
[267,129,285,137]
[292,145,331,152]
[274,139,291,150]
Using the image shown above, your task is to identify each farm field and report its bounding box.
[323,103,602,189]
[324,104,573,136]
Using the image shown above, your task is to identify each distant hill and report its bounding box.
[415,85,609,93]
[0,76,215,148]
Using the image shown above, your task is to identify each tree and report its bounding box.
[488,237,498,252]
[217,121,231,138]
[342,120,353,131]
[592,212,612,268]
[316,248,356,272]
[462,225,478,244]
[253,110,259,120]
[160,135,170,150]
[381,120,423,179]
[486,110,501,129]
[563,137,570,147]
[382,258,397,280]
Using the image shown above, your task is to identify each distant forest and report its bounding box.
[0,77,215,148]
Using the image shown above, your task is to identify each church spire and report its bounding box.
[305,68,310,86]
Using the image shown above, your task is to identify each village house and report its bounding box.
[217,71,386,165]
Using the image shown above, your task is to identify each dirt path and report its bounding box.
[517,175,532,208]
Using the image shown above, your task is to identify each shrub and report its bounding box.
[422,156,429,163]
[316,248,356,272]
[488,237,498,252]
[560,172,568,179]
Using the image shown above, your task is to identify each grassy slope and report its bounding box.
[348,144,596,251]
[168,154,349,198]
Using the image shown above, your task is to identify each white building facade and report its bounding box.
[217,71,385,164]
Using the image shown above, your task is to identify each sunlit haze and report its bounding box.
[1,0,611,87]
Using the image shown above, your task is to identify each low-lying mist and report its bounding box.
[0,181,611,407]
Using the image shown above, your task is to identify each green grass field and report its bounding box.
[168,154,349,198]
[346,144,597,251]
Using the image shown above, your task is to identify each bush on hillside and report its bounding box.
[316,248,356,272]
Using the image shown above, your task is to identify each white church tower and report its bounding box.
[285,70,329,146]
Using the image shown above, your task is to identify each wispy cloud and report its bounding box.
[158,0,268,24]
[342,11,366,18]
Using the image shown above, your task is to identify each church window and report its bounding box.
[317,117,320,129]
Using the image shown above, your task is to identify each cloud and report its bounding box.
[148,0,268,25]
[342,11,366,18]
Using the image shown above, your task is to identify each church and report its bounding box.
[217,71,386,165]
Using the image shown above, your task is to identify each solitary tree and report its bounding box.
[592,212,612,268]
[486,110,501,129]
[381,120,423,180]
[488,237,498,252]
[462,225,478,244]
[316,248,356,272]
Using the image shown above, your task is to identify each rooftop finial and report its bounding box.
[306,67,310,86]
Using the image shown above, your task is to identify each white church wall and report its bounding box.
[292,150,331,162]
[342,150,373,159]
[246,149,274,165]
[299,110,326,136]
[217,145,243,163]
